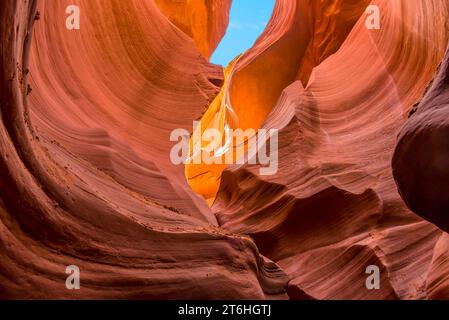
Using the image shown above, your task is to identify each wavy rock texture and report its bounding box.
[186,0,372,202]
[393,44,449,234]
[1,0,449,300]
[0,0,287,299]
[392,38,449,300]
[154,0,232,60]
[213,0,449,300]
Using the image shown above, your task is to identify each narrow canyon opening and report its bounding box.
[185,0,276,205]
[211,0,276,67]
[3,0,449,300]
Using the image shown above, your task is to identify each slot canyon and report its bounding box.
[1,0,449,299]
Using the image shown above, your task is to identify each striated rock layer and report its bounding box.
[1,0,449,300]
[392,39,449,299]
[154,0,232,60]
[186,0,372,203]
[212,0,449,300]
[393,44,449,234]
[0,0,286,299]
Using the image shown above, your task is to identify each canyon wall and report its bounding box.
[1,0,449,299]
[0,0,286,299]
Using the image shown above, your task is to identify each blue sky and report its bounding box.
[211,0,275,66]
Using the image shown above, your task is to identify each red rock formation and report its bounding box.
[213,0,449,300]
[230,0,373,129]
[392,36,449,302]
[426,233,449,298]
[393,43,449,234]
[0,0,286,299]
[154,0,232,60]
[186,0,372,202]
[1,0,449,300]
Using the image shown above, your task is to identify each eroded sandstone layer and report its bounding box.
[154,0,232,60]
[1,0,449,300]
[0,0,286,299]
[393,44,449,234]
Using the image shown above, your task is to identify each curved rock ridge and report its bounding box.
[186,0,372,203]
[213,0,449,299]
[426,233,449,298]
[154,0,232,60]
[392,43,449,234]
[0,0,287,299]
[28,0,226,224]
[2,0,449,300]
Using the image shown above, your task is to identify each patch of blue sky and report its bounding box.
[210,0,275,66]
